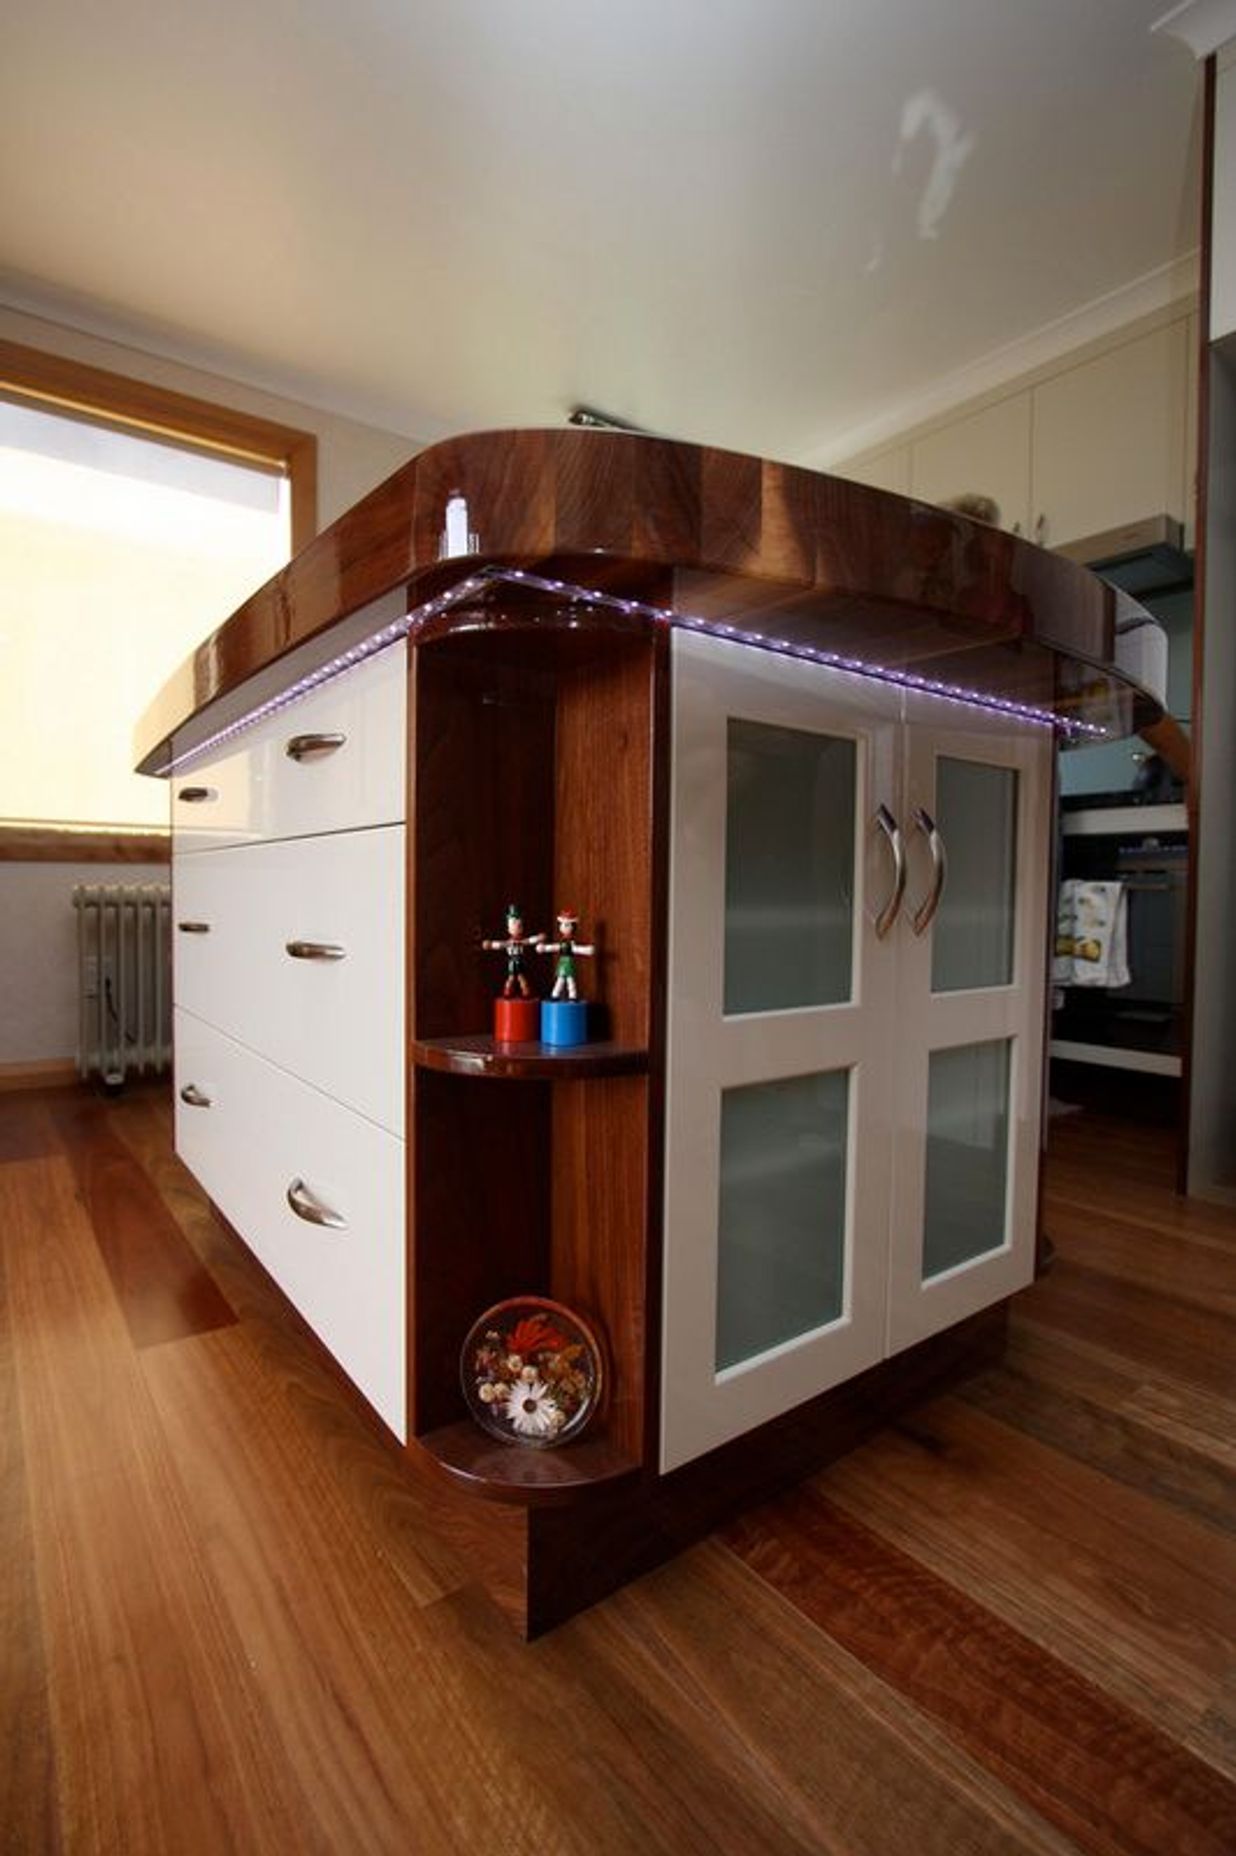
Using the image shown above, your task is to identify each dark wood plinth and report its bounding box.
[415,1303,1009,1639]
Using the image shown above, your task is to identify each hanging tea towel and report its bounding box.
[1053,879,1130,988]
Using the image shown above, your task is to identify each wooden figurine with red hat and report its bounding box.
[537,908,595,1047]
[482,904,543,1042]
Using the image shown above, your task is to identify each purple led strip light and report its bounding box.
[160,563,1105,773]
[491,569,1106,737]
[156,574,490,773]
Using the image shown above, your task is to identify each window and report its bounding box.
[0,339,316,852]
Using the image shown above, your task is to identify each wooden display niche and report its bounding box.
[408,614,665,1505]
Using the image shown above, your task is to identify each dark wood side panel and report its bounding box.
[551,1076,648,1462]
[553,632,656,1048]
[520,1305,1009,1637]
[410,1069,551,1437]
[411,623,661,1466]
[412,634,558,1043]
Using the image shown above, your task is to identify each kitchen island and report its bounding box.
[137,429,1154,1635]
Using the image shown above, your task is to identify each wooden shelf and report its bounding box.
[411,1034,649,1080]
[415,1419,640,1506]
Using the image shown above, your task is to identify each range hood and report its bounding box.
[1055,515,1193,595]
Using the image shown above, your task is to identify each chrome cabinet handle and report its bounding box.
[285,940,346,961]
[179,1083,212,1108]
[286,1177,346,1230]
[177,920,211,934]
[1034,513,1047,547]
[177,785,217,804]
[910,806,948,936]
[285,731,346,761]
[871,804,906,939]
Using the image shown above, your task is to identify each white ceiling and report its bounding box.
[0,0,1203,466]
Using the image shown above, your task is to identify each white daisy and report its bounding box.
[504,1378,562,1439]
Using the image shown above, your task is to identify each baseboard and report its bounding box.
[0,1059,80,1093]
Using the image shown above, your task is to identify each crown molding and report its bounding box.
[808,254,1200,469]
[1153,0,1236,59]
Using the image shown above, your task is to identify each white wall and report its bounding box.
[1,309,427,1067]
[0,862,168,1065]
[1212,43,1236,343]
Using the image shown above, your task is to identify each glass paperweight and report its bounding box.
[461,1296,605,1448]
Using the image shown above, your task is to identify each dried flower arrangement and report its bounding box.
[461,1297,604,1448]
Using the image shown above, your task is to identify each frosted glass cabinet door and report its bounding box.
[887,710,1051,1352]
[716,1068,851,1371]
[723,717,857,1014]
[661,632,899,1473]
[930,756,1018,994]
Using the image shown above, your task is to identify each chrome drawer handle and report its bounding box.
[177,920,211,934]
[870,804,906,939]
[177,786,217,804]
[179,1083,212,1108]
[285,940,346,961]
[286,1177,347,1230]
[286,731,346,761]
[910,807,948,936]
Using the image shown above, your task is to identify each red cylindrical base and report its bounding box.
[494,997,541,1042]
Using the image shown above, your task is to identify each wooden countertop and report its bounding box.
[136,427,1147,772]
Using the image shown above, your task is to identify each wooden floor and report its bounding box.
[2,1086,1234,1855]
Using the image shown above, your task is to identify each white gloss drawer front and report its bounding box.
[173,1009,406,1440]
[173,826,404,1134]
[172,645,407,852]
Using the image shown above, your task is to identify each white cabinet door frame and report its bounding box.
[886,709,1051,1351]
[661,632,901,1472]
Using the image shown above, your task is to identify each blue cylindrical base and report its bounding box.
[540,1000,589,1047]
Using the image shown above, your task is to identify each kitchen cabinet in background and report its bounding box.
[839,304,1196,550]
[1030,320,1190,548]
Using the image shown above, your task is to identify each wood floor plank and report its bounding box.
[0,1089,56,1163]
[815,1394,1236,1751]
[590,1542,1078,1856]
[138,1328,502,1855]
[959,1345,1236,1537]
[1046,1180,1236,1248]
[0,1191,62,1855]
[1,1153,314,1855]
[1017,1258,1236,1398]
[106,1090,471,1614]
[1122,1381,1236,1473]
[48,1092,235,1350]
[1043,1118,1236,1246]
[723,1486,1236,1856]
[142,1328,834,1856]
[1040,1200,1236,1312]
[7,1084,1235,1852]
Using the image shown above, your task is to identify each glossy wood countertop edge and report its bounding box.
[135,427,1132,768]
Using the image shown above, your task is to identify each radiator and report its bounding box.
[73,883,172,1085]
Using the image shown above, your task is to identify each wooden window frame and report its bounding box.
[0,338,318,862]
